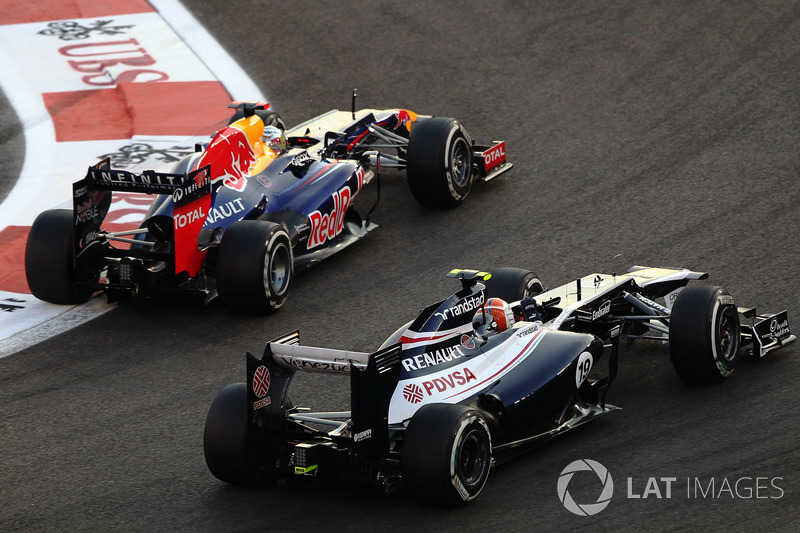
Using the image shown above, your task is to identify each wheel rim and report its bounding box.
[264,242,291,296]
[523,280,544,299]
[457,427,489,488]
[449,137,471,188]
[716,307,739,363]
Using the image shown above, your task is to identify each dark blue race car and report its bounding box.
[24,101,512,313]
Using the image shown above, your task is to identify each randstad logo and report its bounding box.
[557,459,614,516]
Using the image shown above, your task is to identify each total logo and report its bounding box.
[173,206,206,229]
[482,141,506,170]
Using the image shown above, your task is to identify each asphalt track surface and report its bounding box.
[2,1,800,531]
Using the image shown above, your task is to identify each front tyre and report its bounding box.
[402,403,492,506]
[203,383,256,485]
[406,117,474,208]
[216,221,293,314]
[25,209,96,304]
[669,285,740,384]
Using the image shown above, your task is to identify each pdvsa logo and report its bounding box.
[252,366,272,411]
[557,459,614,516]
[403,384,424,404]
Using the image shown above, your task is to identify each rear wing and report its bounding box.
[247,331,402,460]
[72,158,212,276]
[82,157,191,194]
[267,330,370,374]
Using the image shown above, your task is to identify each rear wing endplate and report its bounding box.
[350,343,402,459]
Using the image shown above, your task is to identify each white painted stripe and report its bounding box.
[0,291,115,358]
[148,0,266,102]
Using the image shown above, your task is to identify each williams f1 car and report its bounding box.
[25,100,511,312]
[204,266,794,504]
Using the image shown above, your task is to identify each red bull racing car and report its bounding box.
[24,100,512,312]
[203,266,794,505]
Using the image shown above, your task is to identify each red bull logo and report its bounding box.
[193,167,208,188]
[307,186,354,249]
[195,126,255,193]
[394,109,412,130]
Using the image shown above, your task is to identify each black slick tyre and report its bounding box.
[669,285,740,384]
[216,220,293,314]
[203,383,256,485]
[25,209,95,304]
[402,403,492,506]
[406,117,474,208]
[229,110,286,131]
[484,267,544,302]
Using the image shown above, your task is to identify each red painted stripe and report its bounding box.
[289,163,335,192]
[0,220,148,295]
[1,0,154,26]
[0,226,30,294]
[444,330,545,400]
[399,332,454,345]
[43,81,233,142]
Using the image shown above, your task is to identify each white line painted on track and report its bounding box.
[148,0,266,101]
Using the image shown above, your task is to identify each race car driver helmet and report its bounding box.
[263,126,287,155]
[477,297,515,333]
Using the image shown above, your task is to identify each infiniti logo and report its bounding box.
[557,459,614,516]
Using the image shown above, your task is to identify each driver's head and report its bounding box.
[263,126,287,155]
[478,297,515,333]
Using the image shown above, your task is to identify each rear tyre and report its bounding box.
[402,403,492,506]
[484,267,544,302]
[229,109,286,131]
[216,221,293,314]
[669,285,740,384]
[25,209,95,304]
[203,383,256,485]
[406,117,474,208]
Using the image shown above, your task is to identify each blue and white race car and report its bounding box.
[24,100,512,312]
[203,266,794,504]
